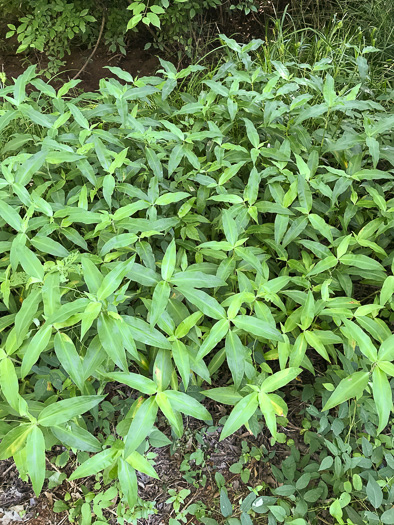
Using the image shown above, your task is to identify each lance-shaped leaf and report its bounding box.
[118,457,138,508]
[372,367,392,434]
[378,334,394,362]
[197,319,229,361]
[259,391,277,439]
[26,426,46,496]
[323,372,370,411]
[97,256,135,301]
[80,301,102,339]
[21,323,53,378]
[260,367,302,393]
[232,315,283,342]
[69,448,117,480]
[220,392,259,441]
[150,280,171,326]
[0,200,23,231]
[172,340,190,390]
[164,390,211,421]
[38,395,105,427]
[155,391,183,437]
[153,348,173,391]
[5,288,42,355]
[124,316,171,349]
[177,287,226,320]
[97,313,128,371]
[51,422,102,452]
[0,356,20,412]
[126,451,159,479]
[201,387,242,405]
[225,330,246,389]
[54,332,85,391]
[105,372,157,395]
[341,318,378,362]
[161,239,176,281]
[124,397,158,457]
[0,424,33,460]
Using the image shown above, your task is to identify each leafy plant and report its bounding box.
[0,33,393,521]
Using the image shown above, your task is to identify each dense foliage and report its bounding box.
[0,33,393,524]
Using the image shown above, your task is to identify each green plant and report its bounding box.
[6,0,96,57]
[0,33,393,524]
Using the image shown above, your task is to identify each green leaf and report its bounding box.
[21,323,52,378]
[155,391,183,437]
[153,349,173,391]
[372,367,392,434]
[80,301,102,339]
[126,450,159,478]
[0,357,21,412]
[258,390,277,438]
[222,209,238,245]
[150,280,171,326]
[172,340,190,390]
[366,476,383,508]
[307,256,338,277]
[69,448,116,480]
[169,271,226,288]
[106,372,157,395]
[322,372,369,411]
[38,396,105,427]
[177,287,226,320]
[0,200,23,231]
[340,254,385,273]
[30,236,69,258]
[26,426,46,496]
[380,276,394,305]
[51,423,102,452]
[97,314,128,370]
[118,457,138,508]
[282,216,308,247]
[225,331,245,389]
[16,244,44,281]
[0,424,32,460]
[54,332,85,391]
[6,289,41,355]
[174,311,203,339]
[201,387,242,405]
[341,319,378,362]
[164,390,211,420]
[260,367,302,393]
[308,214,333,243]
[197,319,229,360]
[97,256,135,301]
[220,488,233,518]
[124,397,158,457]
[15,149,47,186]
[42,273,60,317]
[161,239,176,281]
[379,334,394,361]
[381,509,394,524]
[81,257,104,294]
[125,316,171,349]
[233,315,283,342]
[100,233,139,256]
[220,393,259,441]
[47,298,89,325]
[304,331,330,361]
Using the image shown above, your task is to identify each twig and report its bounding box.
[72,12,106,80]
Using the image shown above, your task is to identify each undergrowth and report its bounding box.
[0,31,393,525]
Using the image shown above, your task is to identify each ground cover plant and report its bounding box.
[0,33,393,524]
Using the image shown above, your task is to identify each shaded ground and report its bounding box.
[0,44,160,92]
